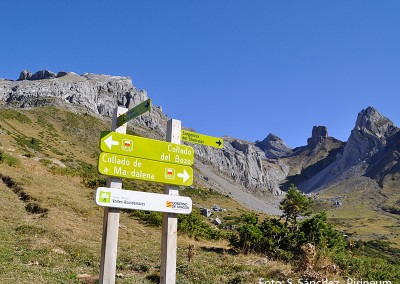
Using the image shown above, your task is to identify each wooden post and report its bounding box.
[99,107,127,284]
[160,119,181,284]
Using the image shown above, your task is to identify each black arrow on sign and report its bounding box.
[216,140,222,147]
[145,101,150,109]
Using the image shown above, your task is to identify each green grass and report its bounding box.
[13,135,42,151]
[0,150,20,167]
[0,109,32,123]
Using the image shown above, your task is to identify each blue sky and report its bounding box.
[1,1,399,147]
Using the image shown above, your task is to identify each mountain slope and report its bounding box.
[1,70,288,196]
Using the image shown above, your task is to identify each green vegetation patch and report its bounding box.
[0,109,31,123]
[0,150,21,167]
[130,210,228,241]
[13,135,42,151]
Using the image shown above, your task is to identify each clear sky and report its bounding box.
[1,1,399,147]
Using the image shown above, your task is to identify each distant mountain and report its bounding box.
[296,107,399,192]
[255,133,292,158]
[1,70,399,200]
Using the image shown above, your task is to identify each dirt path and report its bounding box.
[195,160,283,216]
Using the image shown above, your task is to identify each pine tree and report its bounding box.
[280,184,313,232]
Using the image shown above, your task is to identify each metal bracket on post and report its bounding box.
[160,119,181,284]
[99,107,127,284]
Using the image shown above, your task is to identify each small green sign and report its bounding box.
[98,152,193,186]
[118,99,152,126]
[181,130,224,149]
[99,190,111,203]
[100,131,194,166]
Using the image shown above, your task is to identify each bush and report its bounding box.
[229,212,346,261]
[300,212,346,252]
[178,213,227,240]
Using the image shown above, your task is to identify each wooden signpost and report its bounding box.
[97,99,224,284]
[99,107,127,284]
[98,100,193,284]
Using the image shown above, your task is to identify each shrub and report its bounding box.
[178,213,226,240]
[229,211,346,261]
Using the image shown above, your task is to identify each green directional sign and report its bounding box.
[100,131,194,166]
[98,152,193,186]
[118,99,152,126]
[181,130,224,149]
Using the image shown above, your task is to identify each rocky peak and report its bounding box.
[355,106,397,138]
[18,70,33,80]
[255,133,292,158]
[337,107,399,171]
[18,69,57,81]
[307,126,328,147]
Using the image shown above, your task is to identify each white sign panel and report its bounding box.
[95,187,192,214]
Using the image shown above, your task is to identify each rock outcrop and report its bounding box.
[336,107,399,172]
[1,70,168,137]
[18,69,57,81]
[282,126,345,191]
[307,126,328,147]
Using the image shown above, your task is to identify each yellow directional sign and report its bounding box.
[118,99,152,126]
[100,131,194,166]
[181,130,224,149]
[98,152,193,186]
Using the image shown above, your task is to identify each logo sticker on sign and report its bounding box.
[165,168,175,179]
[99,191,111,203]
[122,139,133,151]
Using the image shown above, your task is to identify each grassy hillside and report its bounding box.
[0,107,295,283]
[313,176,400,251]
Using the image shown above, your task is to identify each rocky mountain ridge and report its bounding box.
[1,70,399,197]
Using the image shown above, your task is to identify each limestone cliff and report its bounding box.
[0,70,168,137]
[0,70,286,195]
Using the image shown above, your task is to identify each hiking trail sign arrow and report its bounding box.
[100,131,194,166]
[118,98,152,126]
[95,187,192,214]
[98,152,193,186]
[181,130,224,149]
